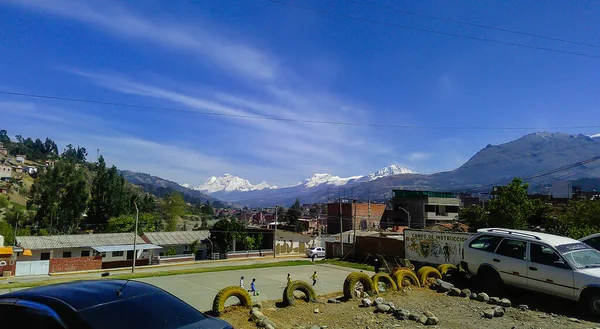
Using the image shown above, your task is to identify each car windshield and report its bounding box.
[557,243,600,269]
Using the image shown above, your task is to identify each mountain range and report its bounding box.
[121,132,600,207]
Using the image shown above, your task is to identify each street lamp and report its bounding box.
[398,206,411,228]
[132,201,139,273]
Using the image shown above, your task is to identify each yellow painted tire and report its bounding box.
[418,266,442,286]
[212,286,252,315]
[343,272,374,299]
[437,264,458,276]
[283,280,317,306]
[371,273,398,294]
[392,269,420,288]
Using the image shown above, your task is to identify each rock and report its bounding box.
[314,308,319,314]
[460,288,472,297]
[258,318,276,328]
[493,307,505,317]
[251,309,266,321]
[539,313,549,319]
[448,287,461,296]
[470,293,478,300]
[488,297,500,305]
[499,298,511,307]
[418,314,428,324]
[328,298,340,304]
[265,324,275,329]
[373,297,385,306]
[423,311,435,318]
[517,304,529,311]
[437,281,454,293]
[408,314,419,321]
[568,318,582,323]
[375,304,391,313]
[378,282,386,293]
[425,316,440,325]
[483,309,495,319]
[477,293,490,302]
[387,302,396,311]
[308,326,320,329]
[361,298,372,307]
[394,309,411,320]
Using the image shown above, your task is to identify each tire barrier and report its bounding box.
[283,280,317,306]
[418,266,442,286]
[392,269,420,288]
[437,264,458,277]
[371,273,398,294]
[212,286,253,315]
[343,272,374,299]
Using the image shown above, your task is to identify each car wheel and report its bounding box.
[478,268,502,296]
[587,294,600,316]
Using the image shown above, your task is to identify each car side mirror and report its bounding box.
[554,260,568,269]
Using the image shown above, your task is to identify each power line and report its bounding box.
[2,90,600,130]
[260,0,600,60]
[340,0,600,49]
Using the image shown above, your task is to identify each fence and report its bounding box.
[226,249,274,259]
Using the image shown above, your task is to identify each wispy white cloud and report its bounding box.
[407,152,432,161]
[6,0,279,82]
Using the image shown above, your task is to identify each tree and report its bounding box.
[28,160,89,234]
[200,218,209,230]
[0,221,14,246]
[163,192,185,232]
[0,129,10,145]
[106,213,159,235]
[87,156,131,230]
[486,178,533,230]
[0,195,9,209]
[61,144,87,162]
[459,204,489,232]
[210,217,246,252]
[285,198,303,232]
[546,200,600,239]
[202,201,215,217]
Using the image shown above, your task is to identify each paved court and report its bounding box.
[0,264,368,312]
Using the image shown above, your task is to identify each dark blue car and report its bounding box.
[0,280,233,329]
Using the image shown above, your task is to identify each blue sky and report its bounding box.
[1,0,599,187]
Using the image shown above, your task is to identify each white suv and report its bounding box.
[461,228,600,315]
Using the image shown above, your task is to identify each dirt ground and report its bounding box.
[220,286,600,329]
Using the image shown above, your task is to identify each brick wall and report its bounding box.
[101,259,150,269]
[49,257,102,273]
[325,236,405,261]
[227,251,273,259]
[327,203,386,233]
[158,255,195,264]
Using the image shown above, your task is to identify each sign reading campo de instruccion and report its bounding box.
[404,229,473,265]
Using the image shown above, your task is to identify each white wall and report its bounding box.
[0,234,4,247]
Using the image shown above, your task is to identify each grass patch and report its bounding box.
[1,260,313,290]
[320,258,374,272]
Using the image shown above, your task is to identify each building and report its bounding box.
[0,165,11,179]
[326,201,386,234]
[0,146,7,157]
[384,190,460,229]
[14,233,161,275]
[141,231,210,258]
[15,156,25,164]
[458,193,481,207]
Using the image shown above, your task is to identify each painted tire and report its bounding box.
[212,286,252,315]
[371,273,398,294]
[437,264,458,276]
[392,269,420,288]
[418,266,442,286]
[343,272,374,299]
[283,280,317,306]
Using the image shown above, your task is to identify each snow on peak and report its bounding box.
[181,183,191,188]
[301,173,363,188]
[590,133,600,138]
[367,164,414,180]
[195,175,273,193]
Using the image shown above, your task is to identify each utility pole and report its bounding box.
[339,196,343,256]
[398,206,411,229]
[353,199,357,257]
[273,206,277,259]
[132,201,139,273]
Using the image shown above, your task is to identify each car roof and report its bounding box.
[476,228,579,247]
[0,280,163,311]
[580,233,600,241]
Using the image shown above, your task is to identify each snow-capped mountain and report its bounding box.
[300,173,364,188]
[365,164,414,181]
[195,174,274,193]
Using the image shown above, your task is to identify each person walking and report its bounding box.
[249,278,257,296]
[373,257,380,273]
[287,273,292,286]
[310,271,318,286]
[239,276,245,289]
[311,253,316,262]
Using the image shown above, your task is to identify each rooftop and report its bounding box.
[17,233,139,250]
[142,231,210,246]
[392,190,456,198]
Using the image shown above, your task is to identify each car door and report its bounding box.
[317,247,325,257]
[492,238,528,288]
[527,242,575,299]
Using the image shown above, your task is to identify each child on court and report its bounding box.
[249,278,257,296]
[287,273,292,285]
[239,276,244,289]
[310,271,318,286]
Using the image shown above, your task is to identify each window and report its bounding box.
[435,205,446,215]
[62,252,71,258]
[424,205,436,212]
[469,235,503,252]
[495,239,527,260]
[127,250,134,260]
[0,305,65,329]
[112,251,124,257]
[583,237,600,251]
[445,206,460,213]
[81,250,90,257]
[530,243,565,267]
[40,253,50,260]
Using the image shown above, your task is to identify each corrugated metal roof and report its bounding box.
[16,233,140,250]
[143,231,210,246]
[92,244,161,252]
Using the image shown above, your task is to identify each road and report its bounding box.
[0,259,365,312]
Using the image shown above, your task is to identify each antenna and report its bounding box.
[116,280,131,296]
